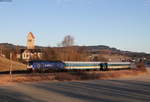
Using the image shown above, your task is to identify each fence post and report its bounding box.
[10,53,13,81]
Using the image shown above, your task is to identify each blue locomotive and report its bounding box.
[27,60,132,72]
[27,60,65,71]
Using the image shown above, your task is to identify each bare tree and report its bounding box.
[41,35,90,61]
[61,35,74,47]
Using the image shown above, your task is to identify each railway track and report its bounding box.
[0,68,132,75]
[0,70,29,75]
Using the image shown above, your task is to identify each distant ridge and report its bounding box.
[0,43,25,49]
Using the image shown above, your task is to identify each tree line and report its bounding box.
[0,35,110,62]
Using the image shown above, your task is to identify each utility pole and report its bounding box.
[0,48,2,56]
[10,53,13,81]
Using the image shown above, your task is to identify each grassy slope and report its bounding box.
[0,57,26,71]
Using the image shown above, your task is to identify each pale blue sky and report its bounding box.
[0,0,150,53]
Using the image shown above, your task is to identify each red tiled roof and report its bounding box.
[28,32,35,39]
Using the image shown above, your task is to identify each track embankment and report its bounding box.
[0,63,148,85]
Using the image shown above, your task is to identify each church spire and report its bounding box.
[27,32,35,49]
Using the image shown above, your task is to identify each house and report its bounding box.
[18,49,43,61]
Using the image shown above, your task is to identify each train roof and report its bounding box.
[28,60,131,64]
[107,62,131,64]
[64,61,131,64]
[64,61,101,64]
[28,60,63,63]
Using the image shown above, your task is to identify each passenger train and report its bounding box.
[27,60,132,72]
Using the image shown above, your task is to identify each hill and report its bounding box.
[0,57,26,71]
[80,45,150,59]
[0,43,150,62]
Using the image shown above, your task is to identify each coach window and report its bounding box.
[26,54,29,58]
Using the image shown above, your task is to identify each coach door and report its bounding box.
[100,63,108,71]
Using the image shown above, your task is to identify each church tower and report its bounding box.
[27,32,35,49]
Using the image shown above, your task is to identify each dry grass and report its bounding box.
[0,57,26,71]
[0,69,146,85]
